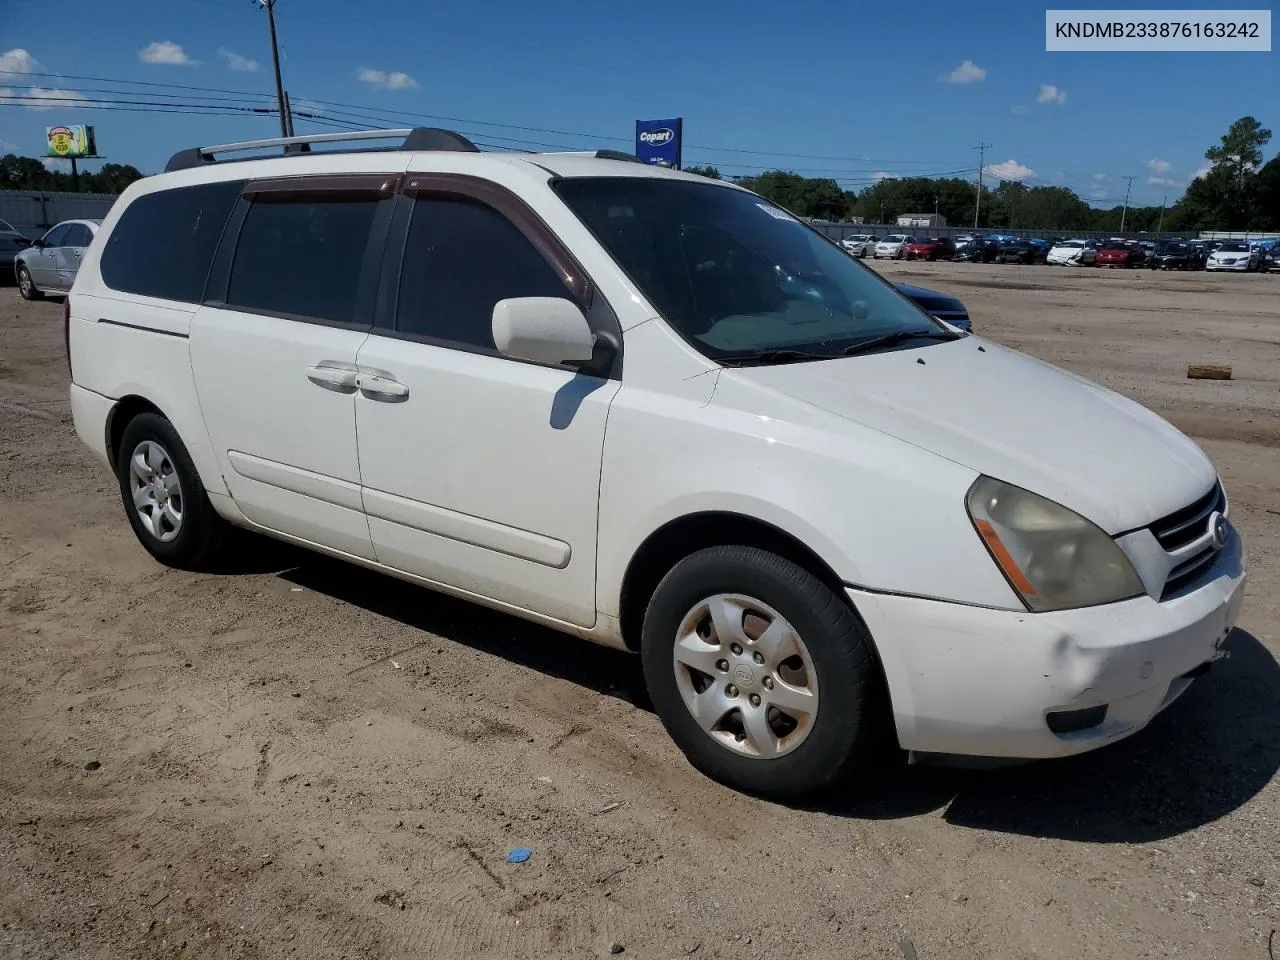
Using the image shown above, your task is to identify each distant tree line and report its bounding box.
[0,154,145,194]
[686,116,1279,233]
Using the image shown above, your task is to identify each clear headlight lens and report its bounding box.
[967,476,1146,612]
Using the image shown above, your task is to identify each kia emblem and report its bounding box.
[1210,513,1228,549]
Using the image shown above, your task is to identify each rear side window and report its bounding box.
[67,224,94,247]
[101,180,243,302]
[396,197,570,349]
[226,196,380,324]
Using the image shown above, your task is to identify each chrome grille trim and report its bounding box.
[1150,483,1225,551]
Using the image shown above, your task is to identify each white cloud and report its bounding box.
[1147,158,1173,176]
[291,97,325,116]
[217,48,258,72]
[1147,176,1178,187]
[0,48,40,75]
[984,159,1034,181]
[0,139,17,152]
[1037,84,1066,105]
[942,59,986,84]
[357,67,418,90]
[1092,172,1108,181]
[1192,165,1211,181]
[873,171,896,183]
[42,157,70,172]
[139,41,196,66]
[0,86,90,110]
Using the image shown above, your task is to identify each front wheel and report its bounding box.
[116,412,234,571]
[16,265,42,301]
[641,546,891,799]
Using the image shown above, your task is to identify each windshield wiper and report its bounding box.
[716,348,835,367]
[842,329,961,357]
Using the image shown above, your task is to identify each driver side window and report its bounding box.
[42,224,72,248]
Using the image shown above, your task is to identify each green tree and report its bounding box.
[1253,154,1280,229]
[1170,116,1273,229]
[683,165,721,179]
[0,154,144,193]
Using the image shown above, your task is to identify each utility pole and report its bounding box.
[1119,175,1136,233]
[879,201,886,226]
[971,141,991,229]
[1156,195,1167,233]
[259,0,290,137]
[934,194,939,225]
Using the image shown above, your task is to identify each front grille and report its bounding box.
[1150,482,1225,552]
[1162,550,1220,598]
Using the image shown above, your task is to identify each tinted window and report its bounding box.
[396,197,570,349]
[66,224,94,247]
[42,224,71,247]
[227,196,380,324]
[101,180,243,302]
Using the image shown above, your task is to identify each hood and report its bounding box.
[724,338,1215,534]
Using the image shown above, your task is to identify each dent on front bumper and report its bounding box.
[850,532,1246,760]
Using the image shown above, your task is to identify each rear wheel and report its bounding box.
[16,265,41,301]
[641,545,891,799]
[116,412,234,570]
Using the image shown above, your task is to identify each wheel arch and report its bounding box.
[105,395,168,469]
[617,510,850,654]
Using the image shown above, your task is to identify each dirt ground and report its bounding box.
[1,263,1278,960]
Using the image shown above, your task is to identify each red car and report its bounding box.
[903,237,956,261]
[1094,241,1145,268]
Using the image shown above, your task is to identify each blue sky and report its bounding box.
[0,0,1272,207]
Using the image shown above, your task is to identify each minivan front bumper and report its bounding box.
[850,532,1245,759]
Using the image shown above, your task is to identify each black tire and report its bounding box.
[115,412,233,571]
[640,545,892,799]
[16,265,42,301]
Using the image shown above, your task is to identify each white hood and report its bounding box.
[724,338,1215,533]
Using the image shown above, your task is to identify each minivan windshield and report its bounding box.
[555,178,946,362]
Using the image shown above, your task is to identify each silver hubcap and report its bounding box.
[672,594,819,759]
[128,440,183,543]
[18,269,32,296]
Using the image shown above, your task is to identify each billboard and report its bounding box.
[46,125,97,159]
[635,118,682,169]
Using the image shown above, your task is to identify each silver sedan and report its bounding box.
[15,219,100,300]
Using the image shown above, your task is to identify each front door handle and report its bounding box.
[307,362,359,392]
[356,372,409,401]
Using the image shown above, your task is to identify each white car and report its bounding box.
[1046,239,1097,266]
[66,128,1246,799]
[1206,241,1262,272]
[841,234,878,258]
[873,234,914,259]
[14,218,100,299]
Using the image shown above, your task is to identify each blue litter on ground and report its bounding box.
[506,847,532,864]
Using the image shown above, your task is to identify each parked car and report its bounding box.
[15,218,100,299]
[1095,241,1145,268]
[873,234,914,259]
[894,282,971,332]
[1263,244,1280,272]
[1206,241,1264,272]
[1046,239,1097,266]
[953,237,1000,263]
[1137,240,1158,261]
[67,128,1245,799]
[1148,240,1204,271]
[841,234,879,258]
[902,237,956,261]
[1,217,34,272]
[994,239,1035,264]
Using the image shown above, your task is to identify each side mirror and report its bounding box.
[492,297,596,366]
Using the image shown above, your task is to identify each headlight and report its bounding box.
[966,476,1145,612]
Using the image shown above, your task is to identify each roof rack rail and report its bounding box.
[539,150,647,165]
[164,127,480,173]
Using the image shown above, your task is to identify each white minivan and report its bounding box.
[67,128,1245,799]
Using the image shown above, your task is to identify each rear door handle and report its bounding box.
[355,372,409,401]
[306,362,359,392]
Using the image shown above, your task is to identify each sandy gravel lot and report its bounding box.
[2,262,1278,960]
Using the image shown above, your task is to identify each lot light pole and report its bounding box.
[258,0,290,138]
